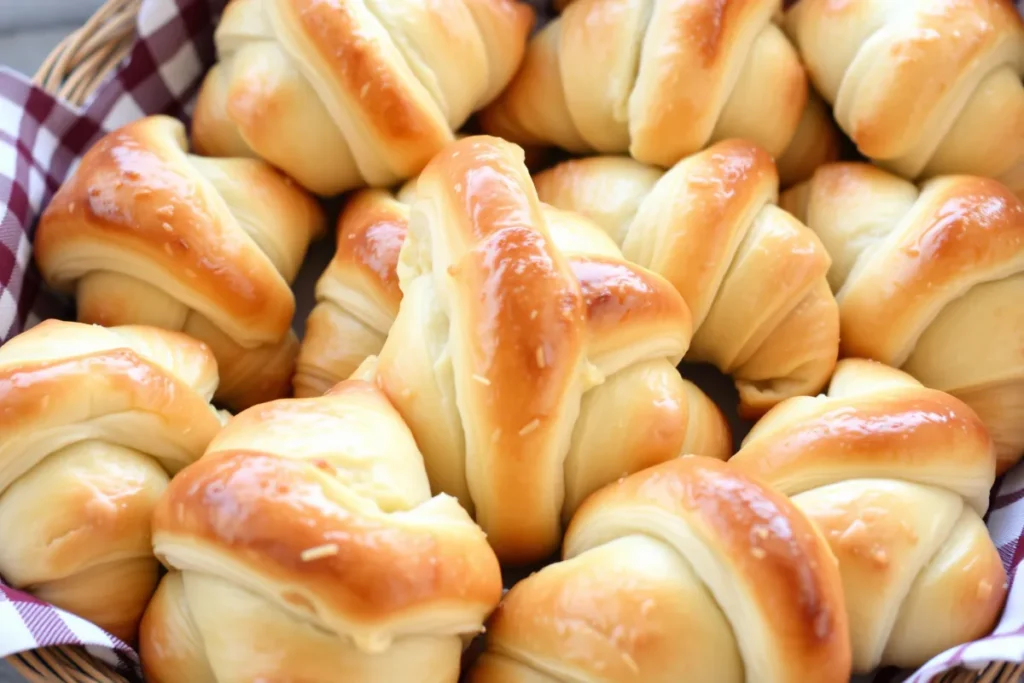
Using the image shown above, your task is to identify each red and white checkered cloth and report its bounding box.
[0,1,1022,681]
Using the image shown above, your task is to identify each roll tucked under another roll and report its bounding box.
[533,139,840,416]
[731,359,1007,672]
[35,115,324,410]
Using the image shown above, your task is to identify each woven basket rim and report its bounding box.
[32,0,141,107]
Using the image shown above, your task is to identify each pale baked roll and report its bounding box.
[35,115,324,410]
[465,456,852,683]
[352,136,730,564]
[731,359,1007,672]
[139,379,502,683]
[295,182,416,398]
[0,320,223,644]
[782,163,1024,472]
[534,139,839,416]
[786,0,1023,189]
[479,0,839,183]
[192,0,534,196]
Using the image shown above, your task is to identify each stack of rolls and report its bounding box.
[8,0,1022,680]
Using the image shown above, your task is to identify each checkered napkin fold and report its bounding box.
[0,0,1023,681]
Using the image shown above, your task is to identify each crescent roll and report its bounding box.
[192,0,534,195]
[786,0,1024,195]
[731,359,1007,672]
[479,0,840,185]
[782,163,1024,472]
[465,456,852,683]
[0,320,222,644]
[139,379,503,683]
[533,139,840,416]
[35,115,324,411]
[349,136,731,564]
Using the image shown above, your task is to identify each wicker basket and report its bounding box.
[4,0,1024,681]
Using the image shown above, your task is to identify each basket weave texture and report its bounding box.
[6,0,1024,681]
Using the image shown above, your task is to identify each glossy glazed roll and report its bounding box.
[731,359,1007,672]
[352,135,731,564]
[139,379,503,683]
[192,0,534,196]
[786,0,1023,195]
[465,456,852,683]
[35,115,324,410]
[479,0,840,185]
[533,139,840,416]
[782,163,1024,472]
[0,320,223,643]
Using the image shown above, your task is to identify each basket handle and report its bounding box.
[33,0,142,107]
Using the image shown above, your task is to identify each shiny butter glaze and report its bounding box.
[839,175,1024,361]
[787,0,1023,180]
[571,458,848,649]
[0,320,221,644]
[730,359,1005,671]
[154,450,500,620]
[0,349,221,484]
[475,456,850,682]
[423,137,586,420]
[372,136,713,565]
[286,0,452,160]
[732,389,995,510]
[151,378,501,626]
[534,138,839,414]
[571,256,692,362]
[331,189,410,311]
[35,116,316,336]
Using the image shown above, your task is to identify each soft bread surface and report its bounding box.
[465,456,852,683]
[731,359,1006,671]
[786,0,1024,193]
[782,163,1024,472]
[35,115,324,410]
[139,379,502,683]
[352,136,730,564]
[479,0,839,184]
[192,0,534,195]
[533,139,840,415]
[0,320,222,643]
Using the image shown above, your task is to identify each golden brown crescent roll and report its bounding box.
[479,0,840,185]
[351,135,730,565]
[191,0,534,196]
[786,0,1024,193]
[465,456,852,683]
[731,359,1007,673]
[35,115,324,411]
[0,320,223,644]
[295,182,417,399]
[781,164,1024,472]
[534,139,840,417]
[139,379,502,683]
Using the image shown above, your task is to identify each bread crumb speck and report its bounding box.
[519,419,540,436]
[301,543,339,562]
